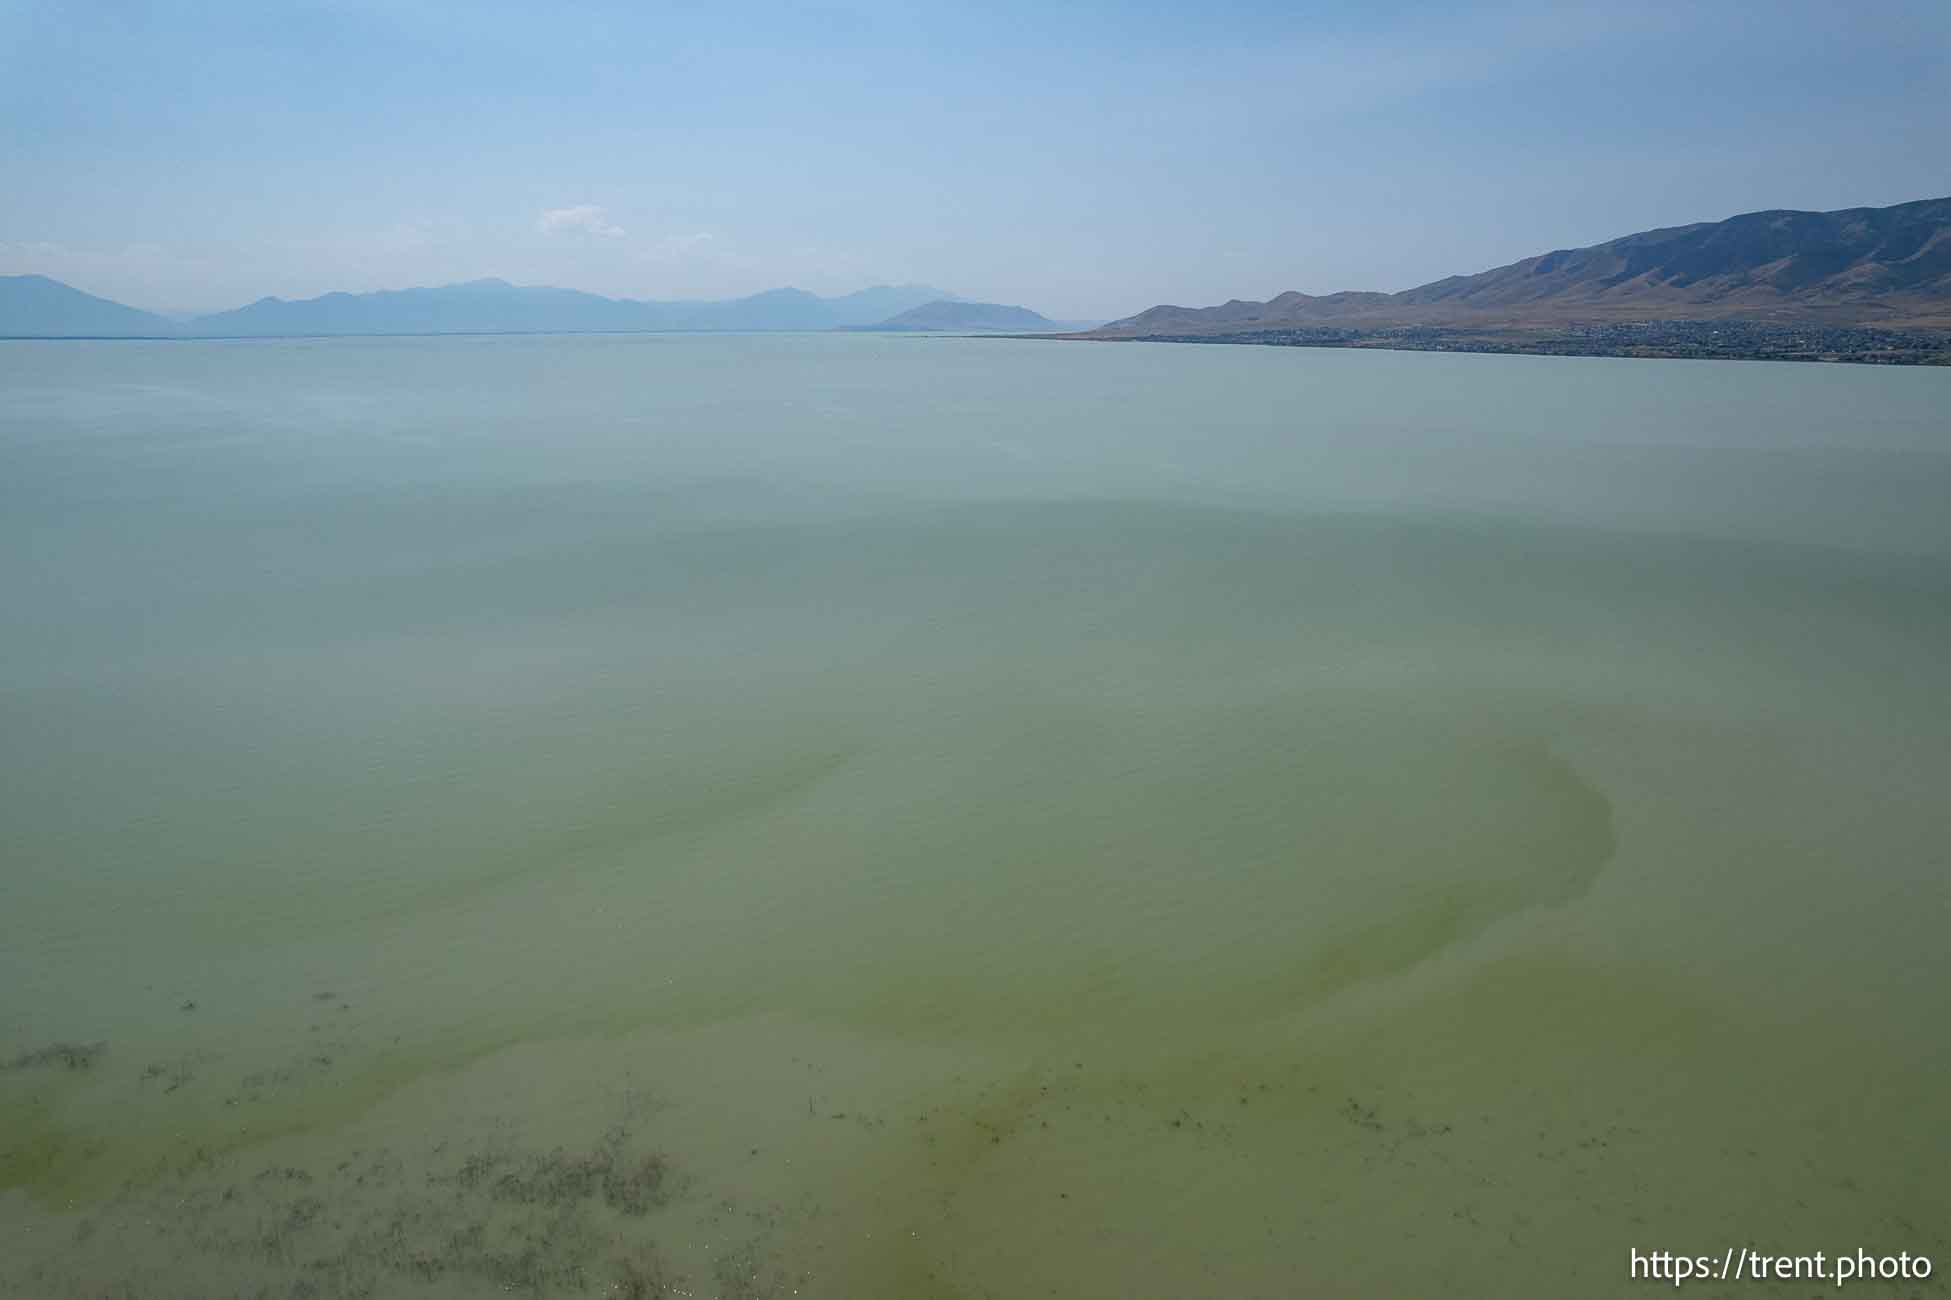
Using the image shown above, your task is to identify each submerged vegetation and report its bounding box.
[3,1041,107,1072]
[7,1084,703,1299]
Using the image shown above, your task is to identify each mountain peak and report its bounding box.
[0,274,176,336]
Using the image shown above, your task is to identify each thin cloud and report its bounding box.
[636,231,716,263]
[537,205,626,238]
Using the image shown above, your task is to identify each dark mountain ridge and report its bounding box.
[1094,197,1951,337]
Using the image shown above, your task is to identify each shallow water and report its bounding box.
[2,335,1948,1297]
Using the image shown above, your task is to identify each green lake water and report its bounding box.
[1,334,1947,1297]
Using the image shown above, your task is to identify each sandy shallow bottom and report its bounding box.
[5,975,1946,1300]
[5,703,1947,1299]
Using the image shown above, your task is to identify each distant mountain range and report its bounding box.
[0,276,1013,338]
[12,196,1947,348]
[1093,197,1951,338]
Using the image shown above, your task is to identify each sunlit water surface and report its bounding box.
[2,334,1948,1297]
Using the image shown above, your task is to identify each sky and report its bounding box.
[2,0,1947,319]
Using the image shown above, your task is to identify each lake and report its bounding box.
[3,333,1948,1297]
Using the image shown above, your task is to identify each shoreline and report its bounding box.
[1024,320,1951,365]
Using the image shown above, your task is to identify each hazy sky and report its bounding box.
[3,0,1947,317]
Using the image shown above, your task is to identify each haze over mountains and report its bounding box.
[1095,197,1951,337]
[0,277,1056,338]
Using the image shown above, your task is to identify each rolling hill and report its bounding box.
[862,300,1058,332]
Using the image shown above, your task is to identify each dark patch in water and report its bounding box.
[3,1041,106,1072]
[2,1089,706,1299]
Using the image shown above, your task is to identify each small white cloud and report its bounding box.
[537,205,625,238]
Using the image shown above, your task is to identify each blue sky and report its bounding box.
[3,0,1946,317]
